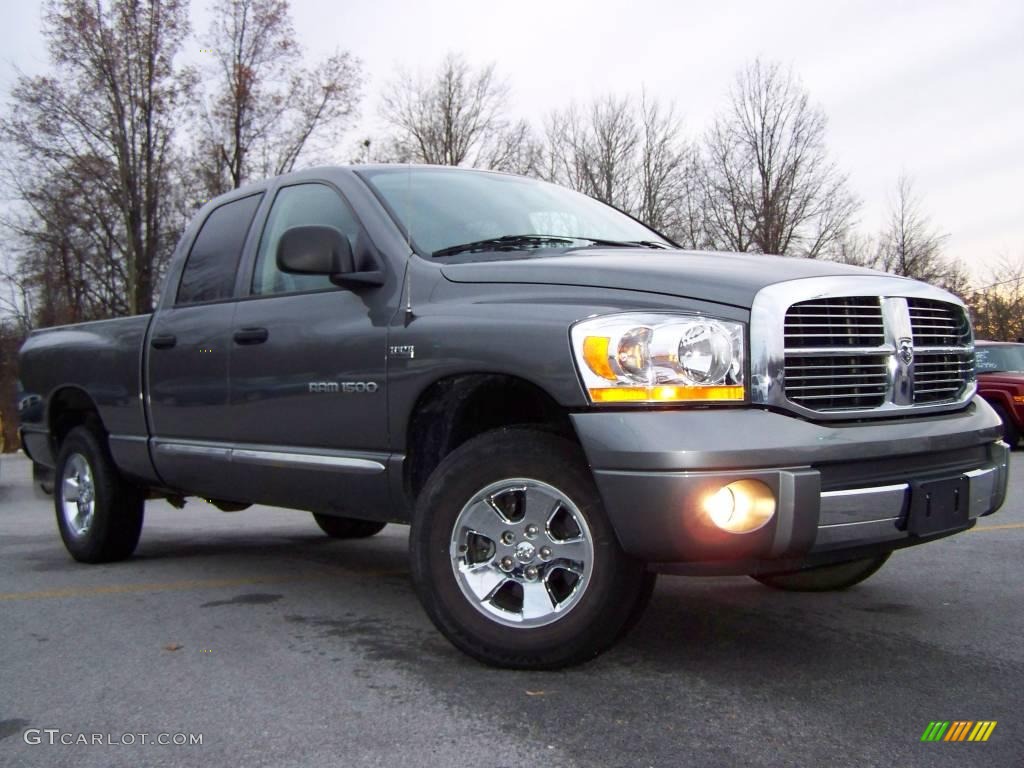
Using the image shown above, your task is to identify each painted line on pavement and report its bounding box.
[0,568,407,602]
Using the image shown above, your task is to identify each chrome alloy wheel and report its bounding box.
[450,478,595,628]
[61,453,96,537]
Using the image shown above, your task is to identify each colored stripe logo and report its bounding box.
[921,721,997,742]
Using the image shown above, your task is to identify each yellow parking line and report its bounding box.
[0,567,408,602]
[970,523,1024,532]
[0,573,331,606]
[0,574,316,601]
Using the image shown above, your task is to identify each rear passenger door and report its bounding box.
[147,193,263,499]
[226,182,391,516]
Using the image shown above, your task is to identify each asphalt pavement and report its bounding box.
[1,451,1022,767]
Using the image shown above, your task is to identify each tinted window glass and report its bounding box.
[253,184,363,295]
[976,346,1024,372]
[359,167,666,257]
[176,194,262,305]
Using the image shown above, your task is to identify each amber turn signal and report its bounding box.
[588,385,745,403]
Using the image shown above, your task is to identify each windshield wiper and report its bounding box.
[569,237,670,250]
[431,234,670,258]
[432,234,576,258]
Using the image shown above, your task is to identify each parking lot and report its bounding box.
[1,451,1022,767]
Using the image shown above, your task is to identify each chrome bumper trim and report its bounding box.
[811,444,1008,551]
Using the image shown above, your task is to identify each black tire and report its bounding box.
[54,426,145,563]
[410,427,651,669]
[312,513,386,539]
[751,552,891,592]
[614,570,658,643]
[990,403,1019,449]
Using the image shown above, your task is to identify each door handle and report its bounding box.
[233,327,269,345]
[151,334,177,349]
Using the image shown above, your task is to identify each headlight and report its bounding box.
[571,313,745,404]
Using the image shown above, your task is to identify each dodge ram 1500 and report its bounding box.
[19,166,1008,668]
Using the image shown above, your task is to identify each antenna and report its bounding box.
[404,162,414,319]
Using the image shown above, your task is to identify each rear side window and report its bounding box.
[176,194,262,305]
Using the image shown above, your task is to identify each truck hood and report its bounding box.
[440,249,894,308]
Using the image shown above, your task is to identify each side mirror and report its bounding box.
[277,226,354,276]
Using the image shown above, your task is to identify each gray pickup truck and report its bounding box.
[18,166,1008,668]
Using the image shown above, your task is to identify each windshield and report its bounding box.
[976,345,1024,373]
[357,167,669,258]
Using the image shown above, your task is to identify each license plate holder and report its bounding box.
[907,476,970,536]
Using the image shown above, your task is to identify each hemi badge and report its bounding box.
[390,345,415,359]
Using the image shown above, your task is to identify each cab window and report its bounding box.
[176,194,262,305]
[252,184,364,296]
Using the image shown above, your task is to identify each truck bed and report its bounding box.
[18,314,155,483]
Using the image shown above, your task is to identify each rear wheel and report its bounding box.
[751,553,891,592]
[55,426,145,563]
[410,428,653,669]
[990,403,1019,448]
[312,513,386,539]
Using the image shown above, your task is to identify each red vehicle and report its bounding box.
[975,340,1024,447]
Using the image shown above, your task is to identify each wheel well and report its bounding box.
[49,388,104,448]
[405,374,577,501]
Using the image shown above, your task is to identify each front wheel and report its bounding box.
[410,428,653,669]
[750,553,891,592]
[55,426,145,563]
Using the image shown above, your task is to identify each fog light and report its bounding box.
[702,480,776,533]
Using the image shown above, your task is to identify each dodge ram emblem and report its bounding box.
[898,337,914,366]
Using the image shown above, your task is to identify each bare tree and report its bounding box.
[874,174,950,284]
[936,257,972,301]
[0,256,35,335]
[0,318,25,452]
[541,93,703,243]
[966,254,1024,340]
[827,231,876,269]
[194,0,362,197]
[543,96,639,210]
[635,94,704,243]
[380,53,537,173]
[1,0,193,317]
[2,167,132,325]
[701,59,858,257]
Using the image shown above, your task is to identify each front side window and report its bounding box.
[176,194,262,305]
[252,183,363,296]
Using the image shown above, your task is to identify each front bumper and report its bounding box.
[571,400,1008,572]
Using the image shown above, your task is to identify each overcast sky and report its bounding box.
[2,0,1022,280]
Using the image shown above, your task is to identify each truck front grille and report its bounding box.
[912,352,974,403]
[783,296,973,413]
[783,297,884,347]
[907,298,971,346]
[784,354,888,410]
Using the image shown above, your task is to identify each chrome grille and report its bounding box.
[907,298,971,347]
[784,297,884,347]
[913,352,974,404]
[782,296,973,413]
[784,355,888,410]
